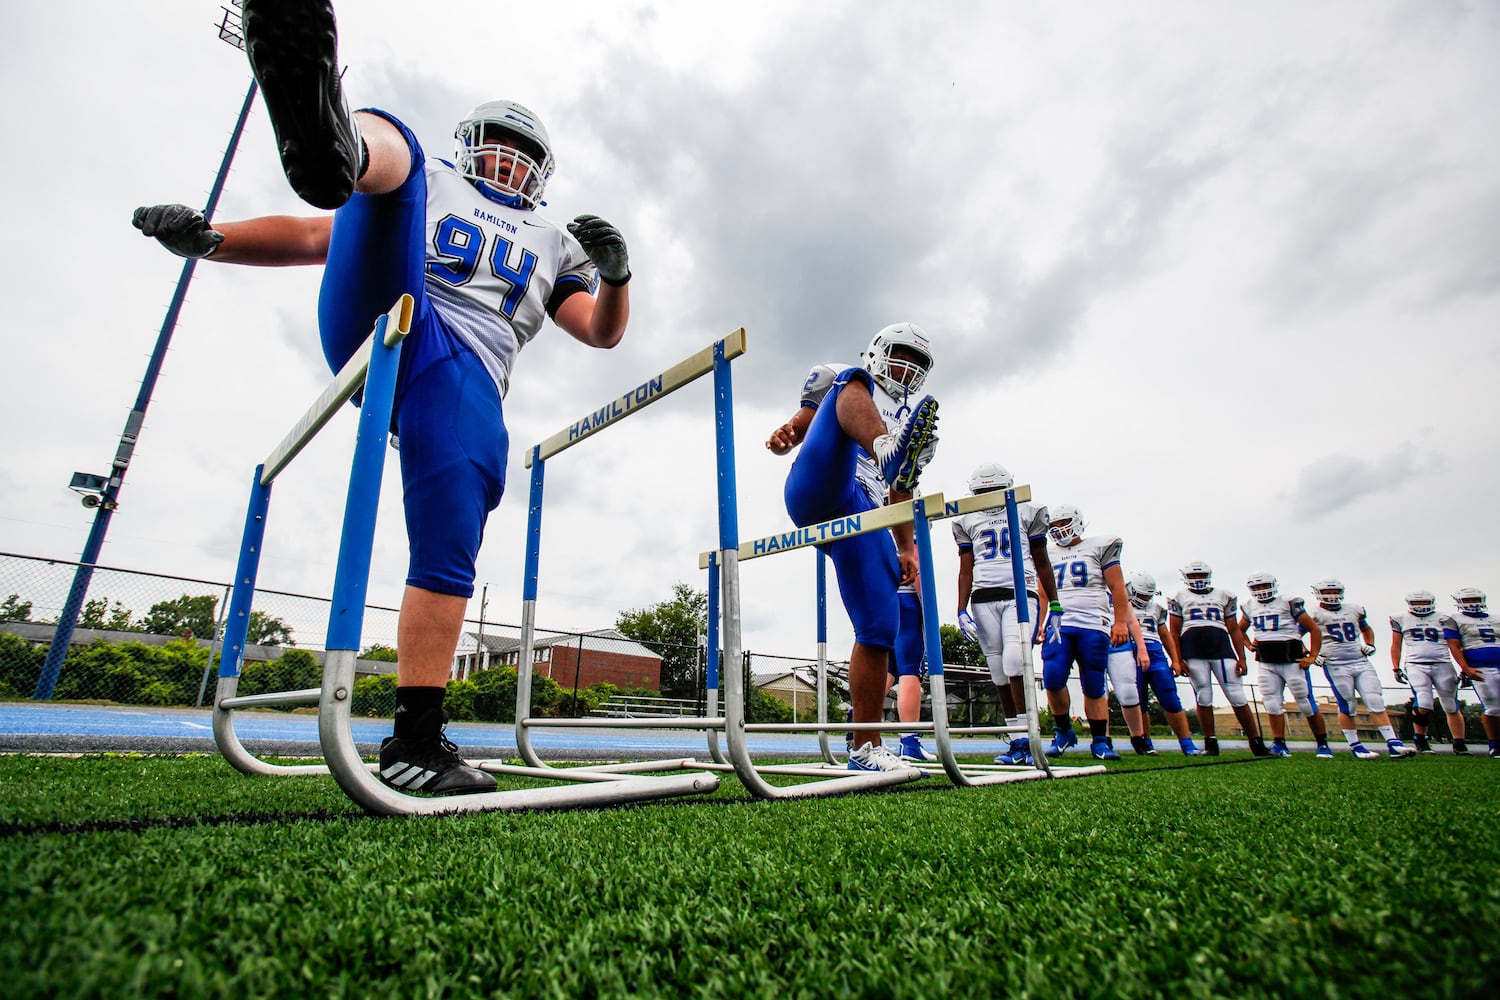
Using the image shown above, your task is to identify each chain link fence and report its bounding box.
[4,551,1480,740]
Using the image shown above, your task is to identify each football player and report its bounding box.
[133,2,633,795]
[1309,578,1415,758]
[1391,589,1469,754]
[766,324,939,774]
[1444,588,1500,757]
[1167,562,1271,757]
[1238,573,1333,758]
[953,462,1059,766]
[1039,504,1141,761]
[1108,572,1202,755]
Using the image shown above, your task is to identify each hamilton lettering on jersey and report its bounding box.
[568,376,667,441]
[753,516,864,555]
[472,207,519,234]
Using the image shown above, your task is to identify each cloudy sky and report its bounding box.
[2,0,1496,666]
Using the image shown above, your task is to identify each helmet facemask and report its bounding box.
[864,323,932,399]
[455,111,554,210]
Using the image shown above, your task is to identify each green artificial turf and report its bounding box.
[1,752,1495,998]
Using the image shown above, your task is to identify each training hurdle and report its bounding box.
[703,487,1105,788]
[211,295,717,816]
[511,331,924,798]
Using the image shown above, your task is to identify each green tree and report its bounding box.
[0,633,45,698]
[615,582,706,699]
[239,649,321,705]
[940,623,982,668]
[246,611,295,647]
[139,594,219,639]
[79,597,136,632]
[0,594,32,622]
[360,644,400,662]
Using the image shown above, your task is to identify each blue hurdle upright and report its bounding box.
[210,295,717,816]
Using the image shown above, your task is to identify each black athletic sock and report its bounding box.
[1088,718,1109,741]
[393,686,446,740]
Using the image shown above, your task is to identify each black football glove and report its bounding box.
[132,204,224,259]
[567,213,630,285]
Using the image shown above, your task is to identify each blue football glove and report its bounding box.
[957,610,978,643]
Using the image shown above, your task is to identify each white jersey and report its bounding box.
[422,159,597,398]
[1390,612,1455,665]
[952,501,1051,593]
[1310,603,1369,665]
[1239,596,1308,642]
[799,363,911,507]
[1131,600,1167,650]
[1446,612,1500,653]
[1046,535,1123,635]
[1168,587,1239,634]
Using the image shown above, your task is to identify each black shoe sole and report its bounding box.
[243,0,359,209]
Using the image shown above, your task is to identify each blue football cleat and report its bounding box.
[1269,740,1291,758]
[1090,738,1122,761]
[1044,727,1079,758]
[872,395,939,492]
[1179,738,1203,756]
[1315,743,1334,759]
[994,736,1030,764]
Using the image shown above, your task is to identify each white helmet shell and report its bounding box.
[1452,587,1488,616]
[1180,561,1213,594]
[1048,503,1085,546]
[863,322,933,399]
[454,100,555,209]
[1311,576,1345,610]
[1126,571,1158,608]
[1246,572,1278,604]
[968,462,1013,494]
[1405,589,1435,617]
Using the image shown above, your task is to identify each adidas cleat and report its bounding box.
[872,395,939,492]
[1044,727,1079,758]
[243,0,365,210]
[378,735,496,796]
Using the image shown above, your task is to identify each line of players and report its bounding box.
[950,464,1500,763]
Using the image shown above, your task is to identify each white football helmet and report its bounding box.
[863,322,933,399]
[1245,572,1278,604]
[1180,561,1213,594]
[454,100,555,210]
[1405,589,1435,617]
[968,462,1013,494]
[1452,587,1488,617]
[1048,503,1085,546]
[1126,571,1158,609]
[1310,577,1344,610]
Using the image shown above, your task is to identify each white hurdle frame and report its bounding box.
[212,294,717,815]
[702,488,1104,788]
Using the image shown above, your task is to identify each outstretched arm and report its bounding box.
[555,214,631,348]
[133,204,331,266]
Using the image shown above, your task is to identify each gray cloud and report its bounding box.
[1285,441,1446,519]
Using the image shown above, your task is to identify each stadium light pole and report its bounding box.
[34,6,255,699]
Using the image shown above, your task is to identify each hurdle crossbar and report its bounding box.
[526,329,746,467]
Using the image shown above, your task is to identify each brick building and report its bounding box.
[453,628,662,691]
